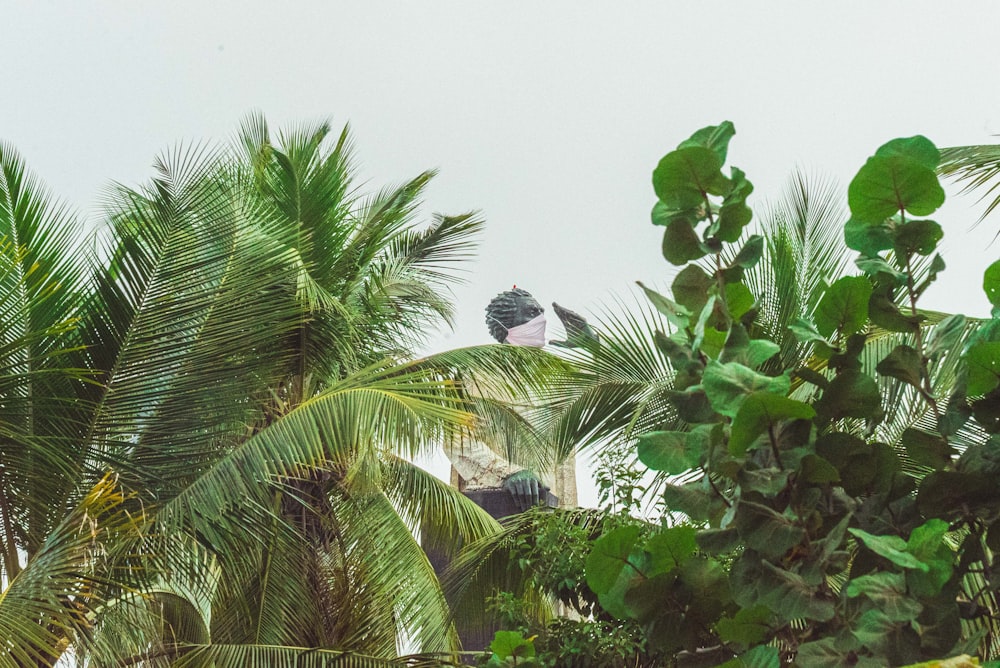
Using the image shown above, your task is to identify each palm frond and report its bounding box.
[940,143,1000,224]
[0,474,139,665]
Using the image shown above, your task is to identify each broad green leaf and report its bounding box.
[874,135,941,170]
[672,264,712,313]
[646,525,697,575]
[965,341,1000,396]
[901,428,951,470]
[725,281,756,320]
[715,167,754,242]
[653,146,729,209]
[845,572,923,622]
[661,216,706,265]
[715,645,781,668]
[736,501,806,559]
[798,454,840,484]
[795,638,854,667]
[788,317,835,349]
[985,259,1000,306]
[636,281,691,329]
[869,284,922,333]
[845,216,894,255]
[662,480,727,524]
[852,608,898,655]
[738,467,791,497]
[894,219,942,257]
[876,344,923,388]
[849,137,945,221]
[848,529,929,571]
[855,253,908,283]
[489,630,535,660]
[585,525,644,594]
[623,572,674,623]
[746,339,780,368]
[715,606,772,647]
[816,369,882,421]
[758,560,835,621]
[697,527,741,554]
[637,430,700,474]
[729,391,815,456]
[702,360,791,418]
[678,121,736,163]
[926,314,967,361]
[905,518,953,597]
[733,234,764,268]
[917,470,996,520]
[813,275,872,337]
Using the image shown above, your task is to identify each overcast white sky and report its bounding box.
[4,2,1000,506]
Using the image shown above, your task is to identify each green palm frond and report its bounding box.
[940,143,1000,224]
[170,645,464,667]
[0,474,139,665]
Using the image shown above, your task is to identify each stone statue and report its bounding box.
[444,287,596,512]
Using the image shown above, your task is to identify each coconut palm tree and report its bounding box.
[0,115,565,666]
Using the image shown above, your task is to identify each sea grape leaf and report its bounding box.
[678,121,736,163]
[662,480,727,524]
[848,136,945,221]
[876,344,924,389]
[729,391,815,456]
[758,560,835,621]
[845,572,923,621]
[894,219,942,257]
[725,281,756,320]
[585,525,644,594]
[965,341,1000,396]
[646,525,697,576]
[846,217,894,256]
[672,264,712,314]
[795,638,854,667]
[848,528,929,571]
[926,314,967,361]
[901,428,951,470]
[733,234,764,268]
[985,259,1000,306]
[816,369,883,421]
[637,430,700,474]
[917,470,996,520]
[489,631,535,660]
[869,283,922,333]
[905,518,953,598]
[715,645,780,668]
[814,275,872,337]
[746,339,780,368]
[637,281,691,329]
[874,135,941,170]
[736,501,806,559]
[660,216,705,265]
[852,608,899,655]
[653,146,729,209]
[715,606,772,648]
[739,467,791,497]
[715,167,754,242]
[702,361,791,418]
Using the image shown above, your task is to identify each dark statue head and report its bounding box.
[485,287,544,343]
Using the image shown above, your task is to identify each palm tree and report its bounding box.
[0,115,565,665]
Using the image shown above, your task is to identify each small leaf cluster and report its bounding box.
[583,123,1000,666]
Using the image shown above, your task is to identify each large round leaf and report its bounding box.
[653,146,729,209]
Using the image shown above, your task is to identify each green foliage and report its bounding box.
[580,122,1000,666]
